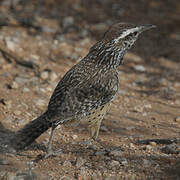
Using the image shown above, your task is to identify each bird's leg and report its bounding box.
[90,120,102,141]
[88,119,106,148]
[44,124,62,158]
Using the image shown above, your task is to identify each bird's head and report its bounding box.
[89,22,156,67]
[103,22,156,51]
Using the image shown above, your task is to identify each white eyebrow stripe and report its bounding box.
[114,27,139,43]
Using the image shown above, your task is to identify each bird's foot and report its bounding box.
[44,148,62,159]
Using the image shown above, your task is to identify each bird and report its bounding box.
[11,22,156,156]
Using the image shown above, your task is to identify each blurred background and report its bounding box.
[0,0,179,60]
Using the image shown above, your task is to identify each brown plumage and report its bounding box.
[11,22,155,155]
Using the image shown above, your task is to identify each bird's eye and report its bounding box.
[133,32,138,36]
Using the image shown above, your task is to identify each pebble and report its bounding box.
[119,90,126,95]
[62,16,74,28]
[134,65,146,72]
[175,116,180,122]
[129,143,135,148]
[120,158,128,165]
[42,26,57,33]
[144,104,152,109]
[50,72,58,81]
[88,144,99,151]
[149,142,157,146]
[109,160,120,167]
[14,110,21,116]
[145,145,152,150]
[2,64,12,70]
[11,81,19,89]
[40,71,49,80]
[109,150,123,156]
[35,99,46,107]
[40,88,46,93]
[76,157,86,168]
[5,38,16,51]
[72,134,78,140]
[134,105,144,113]
[23,87,30,92]
[161,144,179,154]
[15,77,29,85]
[125,126,135,131]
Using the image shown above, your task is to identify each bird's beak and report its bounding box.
[139,24,156,33]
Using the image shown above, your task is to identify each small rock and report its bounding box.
[175,116,180,122]
[109,160,120,167]
[88,144,99,151]
[149,142,157,146]
[134,65,146,72]
[2,64,12,70]
[145,145,152,150]
[40,71,49,80]
[161,144,179,154]
[42,26,57,33]
[129,143,135,148]
[134,105,144,113]
[62,16,74,28]
[144,104,152,109]
[39,88,46,93]
[50,72,58,81]
[23,87,30,92]
[125,126,135,131]
[120,158,128,165]
[15,77,29,84]
[35,99,46,107]
[11,81,19,89]
[109,150,123,156]
[76,157,86,168]
[31,54,39,60]
[14,110,21,116]
[5,38,16,51]
[119,90,126,95]
[72,134,78,140]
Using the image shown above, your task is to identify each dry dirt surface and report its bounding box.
[0,0,180,179]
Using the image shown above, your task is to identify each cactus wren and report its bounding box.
[12,23,156,156]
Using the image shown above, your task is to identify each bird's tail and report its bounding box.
[11,111,52,150]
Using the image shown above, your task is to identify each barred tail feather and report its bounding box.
[12,111,52,150]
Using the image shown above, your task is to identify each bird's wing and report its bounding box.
[48,62,118,120]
